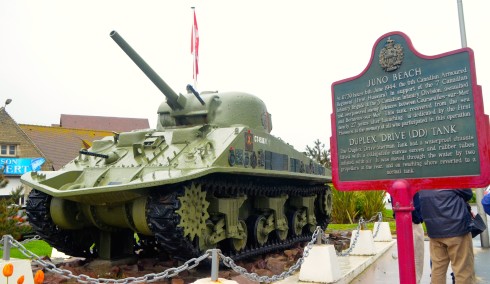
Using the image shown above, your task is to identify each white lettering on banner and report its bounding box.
[0,158,19,165]
[5,165,30,174]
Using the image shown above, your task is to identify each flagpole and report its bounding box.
[457,0,490,249]
[456,0,467,48]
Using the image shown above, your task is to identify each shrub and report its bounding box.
[330,186,386,224]
[358,190,386,221]
[331,186,359,224]
[0,186,32,240]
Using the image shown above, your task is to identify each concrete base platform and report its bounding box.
[349,238,490,284]
[276,240,396,284]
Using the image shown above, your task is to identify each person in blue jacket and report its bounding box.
[482,191,490,215]
[419,189,474,284]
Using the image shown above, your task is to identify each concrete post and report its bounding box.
[2,235,10,261]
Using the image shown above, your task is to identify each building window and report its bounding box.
[1,144,16,156]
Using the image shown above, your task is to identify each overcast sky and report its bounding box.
[1,0,489,151]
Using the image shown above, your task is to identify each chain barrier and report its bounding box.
[1,228,323,284]
[0,215,385,283]
[220,226,322,283]
[333,212,383,257]
[371,212,383,239]
[336,217,363,257]
[1,234,209,283]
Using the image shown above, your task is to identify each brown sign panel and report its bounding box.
[330,31,490,191]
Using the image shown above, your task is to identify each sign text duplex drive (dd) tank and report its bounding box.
[21,31,333,261]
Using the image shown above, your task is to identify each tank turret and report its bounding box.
[22,31,332,262]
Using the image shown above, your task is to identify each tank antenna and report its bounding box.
[187,84,205,105]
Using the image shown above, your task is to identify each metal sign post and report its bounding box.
[389,180,416,284]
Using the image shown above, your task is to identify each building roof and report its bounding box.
[0,107,46,166]
[60,114,150,132]
[19,125,113,170]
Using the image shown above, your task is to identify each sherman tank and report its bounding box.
[21,31,332,261]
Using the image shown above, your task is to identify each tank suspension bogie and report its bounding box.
[194,183,329,252]
[254,194,289,233]
[207,195,248,246]
[204,218,226,246]
[229,220,248,251]
[289,195,318,233]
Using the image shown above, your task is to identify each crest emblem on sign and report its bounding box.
[379,37,404,72]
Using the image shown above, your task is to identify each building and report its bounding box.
[0,107,149,197]
[0,107,51,196]
[59,114,149,132]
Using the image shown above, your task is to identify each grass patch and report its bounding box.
[327,208,426,236]
[327,222,398,235]
[382,208,395,221]
[2,240,52,259]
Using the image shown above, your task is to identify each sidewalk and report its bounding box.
[276,240,396,284]
[350,237,490,283]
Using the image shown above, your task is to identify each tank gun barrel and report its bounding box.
[110,30,185,110]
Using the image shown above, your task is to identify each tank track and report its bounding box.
[147,188,200,261]
[25,189,99,258]
[147,175,330,261]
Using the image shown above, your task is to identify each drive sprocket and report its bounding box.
[175,183,210,241]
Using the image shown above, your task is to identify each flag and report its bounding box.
[191,9,199,82]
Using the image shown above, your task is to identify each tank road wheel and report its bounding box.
[289,209,307,236]
[248,215,269,246]
[175,183,210,242]
[228,220,248,252]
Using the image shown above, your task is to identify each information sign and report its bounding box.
[331,31,490,191]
